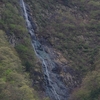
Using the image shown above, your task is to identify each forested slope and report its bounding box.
[0,30,40,100]
[0,0,46,100]
[26,0,100,99]
[0,0,100,100]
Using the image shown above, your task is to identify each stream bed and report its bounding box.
[20,0,69,99]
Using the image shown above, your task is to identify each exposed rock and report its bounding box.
[42,45,81,93]
[7,33,18,47]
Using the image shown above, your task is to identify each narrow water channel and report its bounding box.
[20,0,68,99]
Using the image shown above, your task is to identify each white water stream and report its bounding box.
[20,0,68,100]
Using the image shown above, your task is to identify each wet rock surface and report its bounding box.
[43,46,81,91]
[20,0,81,99]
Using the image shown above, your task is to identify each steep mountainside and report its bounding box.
[26,0,100,74]
[0,0,100,100]
[25,0,100,99]
[0,30,40,100]
[0,0,47,100]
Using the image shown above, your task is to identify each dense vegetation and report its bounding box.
[0,0,44,90]
[0,0,100,100]
[0,0,47,100]
[26,0,100,73]
[0,30,39,100]
[26,0,100,99]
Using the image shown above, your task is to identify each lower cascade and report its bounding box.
[20,0,69,100]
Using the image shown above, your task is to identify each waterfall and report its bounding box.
[20,0,68,100]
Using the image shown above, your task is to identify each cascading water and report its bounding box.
[20,0,68,100]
